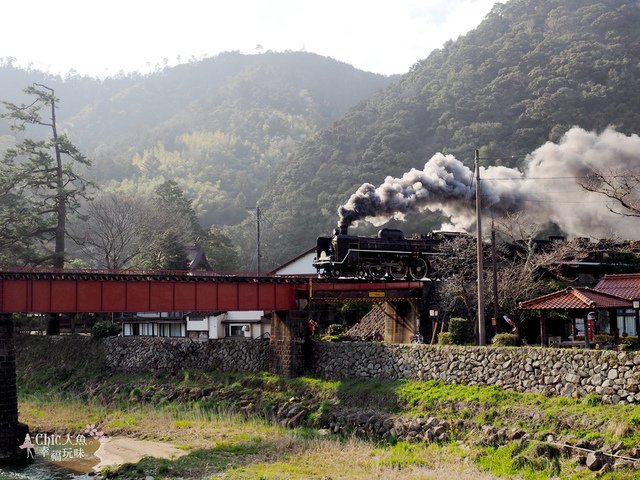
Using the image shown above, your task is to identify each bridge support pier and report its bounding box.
[383,301,418,344]
[269,311,310,377]
[0,315,28,464]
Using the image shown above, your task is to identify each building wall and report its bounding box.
[274,252,316,275]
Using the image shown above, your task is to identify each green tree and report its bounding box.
[154,179,205,239]
[202,227,240,272]
[152,227,191,270]
[0,167,49,264]
[132,181,201,270]
[1,84,92,267]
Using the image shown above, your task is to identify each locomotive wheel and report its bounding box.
[368,265,386,279]
[331,268,342,279]
[409,258,428,280]
[356,268,368,279]
[388,264,408,280]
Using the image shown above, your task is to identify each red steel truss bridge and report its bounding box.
[0,267,425,314]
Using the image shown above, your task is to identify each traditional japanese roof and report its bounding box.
[519,287,631,311]
[594,273,640,300]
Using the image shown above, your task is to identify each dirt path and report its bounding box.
[93,437,187,471]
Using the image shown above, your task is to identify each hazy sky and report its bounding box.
[1,0,497,78]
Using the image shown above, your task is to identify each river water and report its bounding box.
[0,437,100,480]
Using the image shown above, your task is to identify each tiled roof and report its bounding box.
[594,273,640,300]
[519,287,630,310]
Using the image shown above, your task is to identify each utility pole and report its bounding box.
[256,206,261,273]
[475,150,486,346]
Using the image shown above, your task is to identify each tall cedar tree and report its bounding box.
[2,84,92,335]
[1,84,92,268]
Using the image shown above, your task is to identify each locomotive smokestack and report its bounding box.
[337,127,640,239]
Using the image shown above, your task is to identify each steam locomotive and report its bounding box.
[313,226,443,280]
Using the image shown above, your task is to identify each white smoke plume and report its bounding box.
[338,127,640,239]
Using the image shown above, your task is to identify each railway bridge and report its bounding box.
[0,267,428,463]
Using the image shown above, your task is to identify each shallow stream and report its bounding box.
[0,437,100,480]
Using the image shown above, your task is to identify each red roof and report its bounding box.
[519,287,630,311]
[594,273,640,300]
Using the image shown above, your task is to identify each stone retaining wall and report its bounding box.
[311,342,640,404]
[103,337,269,373]
[42,336,640,404]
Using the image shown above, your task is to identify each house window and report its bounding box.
[227,325,245,337]
[158,323,169,337]
[170,323,182,337]
[617,309,637,336]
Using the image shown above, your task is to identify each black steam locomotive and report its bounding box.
[313,226,443,280]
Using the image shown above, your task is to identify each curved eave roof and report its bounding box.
[519,287,631,311]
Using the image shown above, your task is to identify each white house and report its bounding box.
[121,246,316,340]
[186,310,269,339]
[271,247,317,275]
[121,312,186,337]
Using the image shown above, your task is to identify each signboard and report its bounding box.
[368,291,386,298]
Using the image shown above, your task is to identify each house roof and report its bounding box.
[519,287,631,311]
[594,273,640,300]
[270,246,316,274]
[187,244,212,271]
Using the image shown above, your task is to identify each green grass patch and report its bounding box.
[113,442,263,479]
[376,441,433,469]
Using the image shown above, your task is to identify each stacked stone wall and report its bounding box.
[103,337,269,373]
[311,342,640,404]
[14,336,640,404]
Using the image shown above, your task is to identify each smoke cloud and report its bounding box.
[338,127,640,239]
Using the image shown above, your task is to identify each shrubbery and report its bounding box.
[448,317,468,345]
[492,333,519,347]
[619,335,639,350]
[92,321,120,338]
[321,324,351,342]
[592,334,614,345]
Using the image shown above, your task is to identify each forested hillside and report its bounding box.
[0,52,395,226]
[257,0,640,268]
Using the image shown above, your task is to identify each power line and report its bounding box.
[481,174,632,181]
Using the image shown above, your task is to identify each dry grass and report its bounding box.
[606,418,633,438]
[220,436,499,480]
[19,399,499,479]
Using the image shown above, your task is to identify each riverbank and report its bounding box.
[14,336,640,478]
[18,397,501,479]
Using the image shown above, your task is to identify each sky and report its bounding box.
[0,0,498,78]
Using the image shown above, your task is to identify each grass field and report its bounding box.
[15,336,640,479]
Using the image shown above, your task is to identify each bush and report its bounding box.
[438,332,453,345]
[92,321,120,338]
[320,333,350,342]
[492,333,519,347]
[619,335,638,350]
[592,334,614,344]
[448,317,468,345]
[326,324,346,336]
